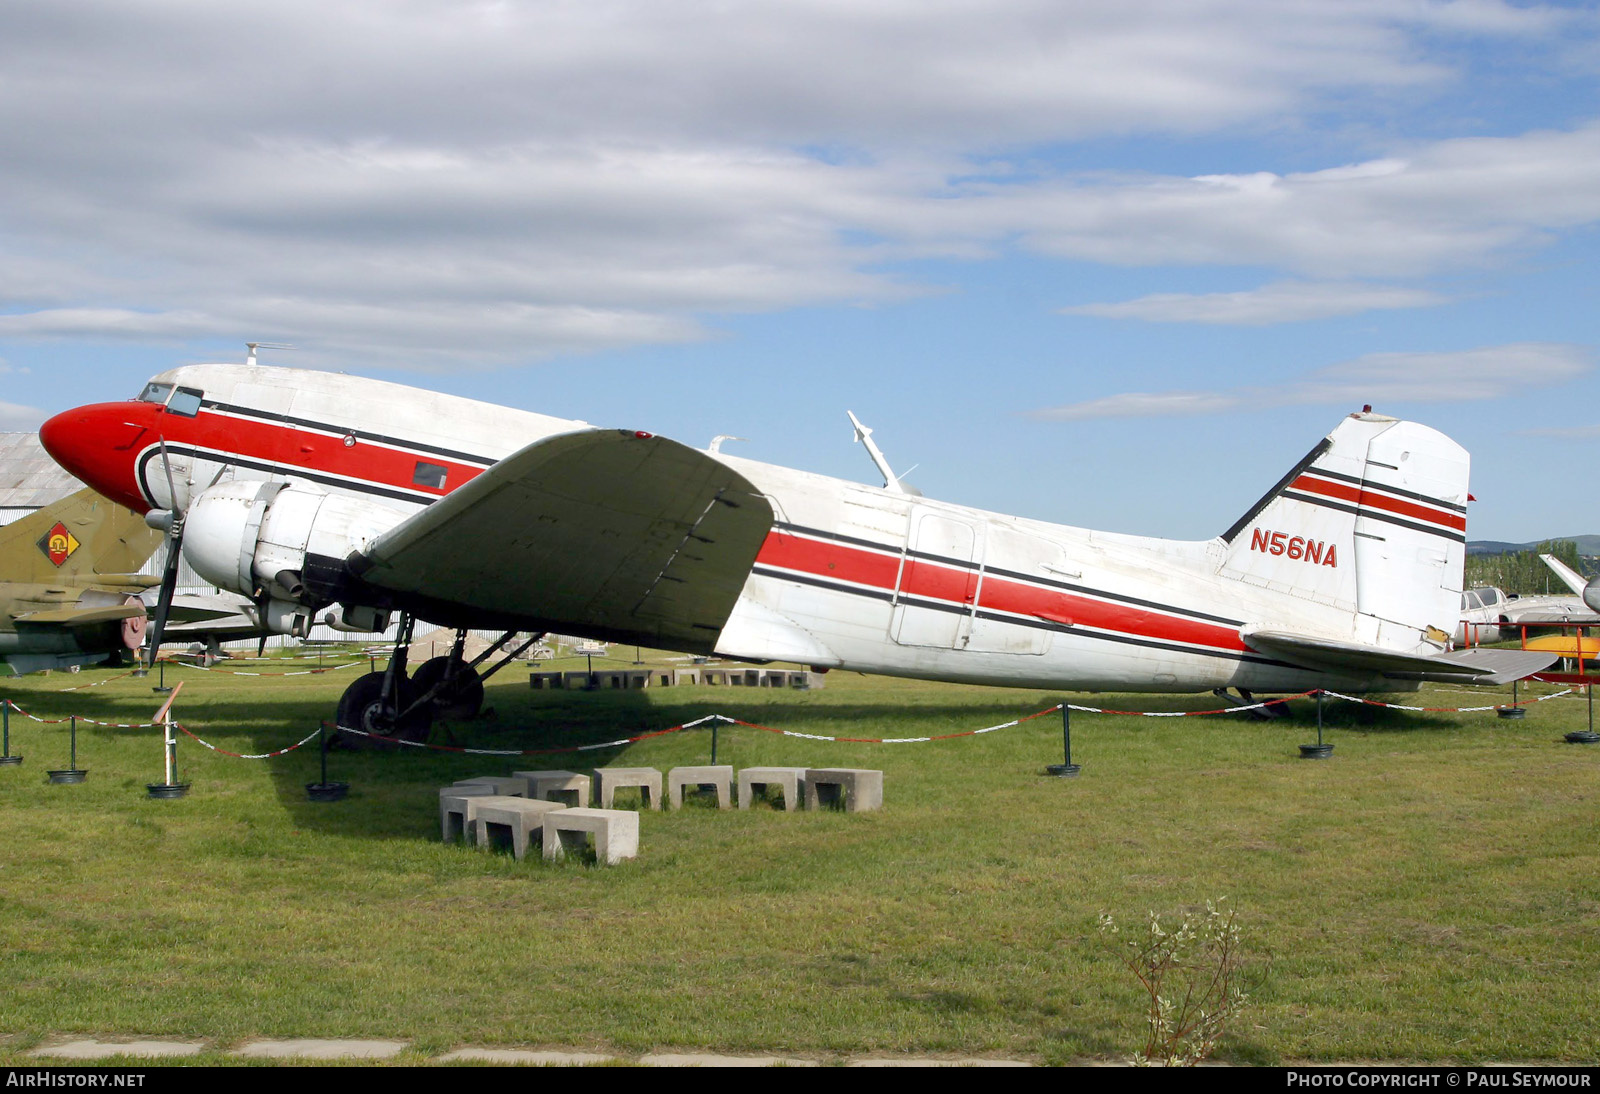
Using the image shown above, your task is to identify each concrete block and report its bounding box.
[672,668,701,686]
[700,669,727,685]
[593,766,663,810]
[737,766,808,811]
[473,797,568,859]
[440,785,501,843]
[514,769,593,807]
[804,768,883,812]
[453,776,528,797]
[667,764,734,809]
[529,671,564,690]
[542,807,640,865]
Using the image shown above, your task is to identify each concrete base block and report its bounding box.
[667,764,734,809]
[452,776,528,797]
[542,807,640,864]
[594,766,663,810]
[514,769,593,807]
[473,797,569,859]
[804,768,883,812]
[737,766,808,811]
[440,785,501,843]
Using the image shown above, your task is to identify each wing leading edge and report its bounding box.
[350,429,775,653]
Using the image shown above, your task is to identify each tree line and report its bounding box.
[1464,540,1588,595]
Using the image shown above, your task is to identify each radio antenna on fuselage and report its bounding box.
[847,410,908,494]
[245,342,297,366]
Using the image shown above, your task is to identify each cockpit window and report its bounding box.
[165,387,204,417]
[138,382,173,404]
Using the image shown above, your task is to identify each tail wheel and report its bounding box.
[334,671,430,748]
[412,657,485,721]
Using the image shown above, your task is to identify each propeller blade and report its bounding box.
[145,439,186,669]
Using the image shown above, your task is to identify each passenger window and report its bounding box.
[1482,589,1500,606]
[413,462,447,489]
[165,387,203,417]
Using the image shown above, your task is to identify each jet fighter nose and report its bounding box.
[39,402,152,513]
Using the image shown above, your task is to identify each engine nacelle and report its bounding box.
[183,480,408,628]
[1586,577,1600,616]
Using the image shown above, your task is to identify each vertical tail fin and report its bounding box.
[1218,411,1468,649]
[0,487,164,584]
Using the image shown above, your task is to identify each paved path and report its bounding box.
[20,1037,1033,1066]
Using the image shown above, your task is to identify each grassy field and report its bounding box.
[0,650,1596,1065]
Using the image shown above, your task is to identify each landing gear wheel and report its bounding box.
[412,657,485,721]
[334,671,430,748]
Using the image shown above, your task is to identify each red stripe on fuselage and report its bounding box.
[110,403,486,509]
[1290,474,1466,532]
[754,531,1248,653]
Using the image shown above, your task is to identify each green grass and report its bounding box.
[0,652,1597,1065]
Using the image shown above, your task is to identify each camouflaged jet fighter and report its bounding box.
[0,487,164,675]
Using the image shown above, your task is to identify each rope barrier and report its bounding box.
[166,658,368,676]
[4,683,1577,763]
[56,669,141,692]
[3,699,160,728]
[175,723,325,759]
[1319,688,1573,713]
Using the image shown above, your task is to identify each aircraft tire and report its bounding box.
[412,657,485,721]
[334,671,431,748]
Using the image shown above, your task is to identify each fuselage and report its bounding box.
[41,363,1403,693]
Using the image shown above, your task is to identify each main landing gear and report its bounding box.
[1212,687,1291,720]
[333,617,545,748]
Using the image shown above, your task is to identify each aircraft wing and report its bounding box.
[13,604,144,628]
[1540,554,1589,597]
[1243,628,1556,685]
[349,429,775,653]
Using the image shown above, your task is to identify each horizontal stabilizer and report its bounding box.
[1243,628,1556,685]
[14,604,144,628]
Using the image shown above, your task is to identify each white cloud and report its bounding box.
[1060,281,1448,325]
[0,2,1593,364]
[1032,342,1593,420]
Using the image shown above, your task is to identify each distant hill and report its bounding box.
[1467,536,1600,556]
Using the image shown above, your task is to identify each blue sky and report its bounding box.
[3,1,1599,542]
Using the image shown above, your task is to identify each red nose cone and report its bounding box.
[39,402,153,513]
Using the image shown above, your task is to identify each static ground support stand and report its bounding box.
[0,701,20,766]
[1299,691,1334,759]
[306,723,349,802]
[151,659,172,694]
[47,715,86,783]
[1567,685,1600,744]
[1046,704,1081,776]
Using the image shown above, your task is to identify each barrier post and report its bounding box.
[48,715,87,783]
[1047,703,1080,776]
[0,700,19,766]
[1299,691,1334,758]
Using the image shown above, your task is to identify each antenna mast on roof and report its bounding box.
[245,342,297,366]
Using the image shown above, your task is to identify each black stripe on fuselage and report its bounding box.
[1220,438,1332,545]
[771,521,1246,629]
[1300,467,1467,514]
[750,564,1296,670]
[138,444,440,509]
[199,399,499,467]
[1279,490,1467,544]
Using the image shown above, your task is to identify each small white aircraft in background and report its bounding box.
[39,362,1551,740]
[1456,553,1600,643]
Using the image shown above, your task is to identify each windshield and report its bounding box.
[138,382,173,404]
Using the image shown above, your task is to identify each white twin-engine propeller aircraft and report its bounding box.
[39,364,1551,741]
